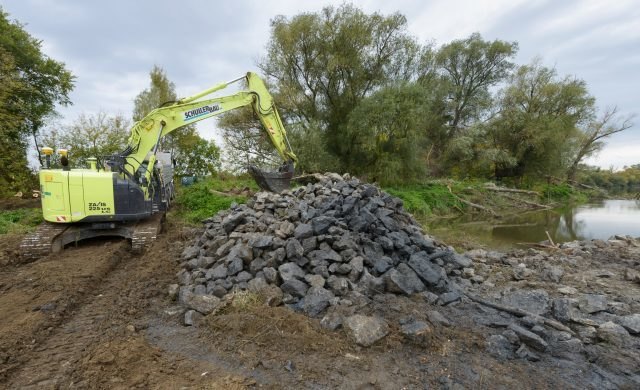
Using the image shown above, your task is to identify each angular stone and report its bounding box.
[597,321,630,346]
[508,323,548,352]
[542,266,564,283]
[400,320,431,343]
[222,212,246,233]
[207,264,228,280]
[486,335,515,361]
[515,344,540,361]
[285,238,304,259]
[305,274,326,288]
[619,313,640,334]
[426,310,451,327]
[578,294,607,314]
[301,236,318,254]
[344,315,389,347]
[227,257,243,276]
[327,275,349,296]
[501,289,550,316]
[249,235,273,249]
[263,267,279,284]
[275,261,304,282]
[320,312,343,331]
[235,271,252,283]
[408,251,444,286]
[384,264,425,295]
[182,291,223,315]
[302,287,335,317]
[312,216,336,235]
[184,310,204,326]
[280,279,309,298]
[294,223,313,240]
[438,291,461,305]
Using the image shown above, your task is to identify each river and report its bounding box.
[426,199,640,250]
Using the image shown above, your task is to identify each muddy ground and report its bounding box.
[0,213,638,389]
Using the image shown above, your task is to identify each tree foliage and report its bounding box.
[258,4,420,170]
[0,8,74,194]
[41,112,130,168]
[133,66,221,176]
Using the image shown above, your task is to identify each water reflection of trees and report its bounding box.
[491,207,586,243]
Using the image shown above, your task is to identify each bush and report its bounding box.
[385,183,463,216]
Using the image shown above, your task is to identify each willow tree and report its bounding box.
[253,4,421,172]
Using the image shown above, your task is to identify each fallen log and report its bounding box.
[484,184,540,196]
[497,193,552,209]
[464,292,575,335]
[447,186,499,217]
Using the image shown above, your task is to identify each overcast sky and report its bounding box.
[4,0,639,169]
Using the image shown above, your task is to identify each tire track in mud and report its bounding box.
[0,240,127,387]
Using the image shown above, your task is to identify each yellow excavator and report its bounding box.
[21,72,297,259]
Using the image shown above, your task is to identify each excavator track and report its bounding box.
[19,213,165,260]
[19,222,69,261]
[131,213,165,254]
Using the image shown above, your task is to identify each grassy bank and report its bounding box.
[171,175,259,224]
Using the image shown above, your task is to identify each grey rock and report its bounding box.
[597,321,630,346]
[372,257,393,274]
[508,323,548,351]
[227,257,243,276]
[302,287,335,317]
[515,344,540,361]
[207,264,228,280]
[312,216,336,235]
[320,312,343,331]
[193,284,206,295]
[384,263,426,295]
[301,236,318,254]
[512,264,534,280]
[249,235,273,249]
[502,329,520,344]
[553,298,580,322]
[294,223,314,240]
[422,291,439,305]
[501,289,550,316]
[210,285,227,298]
[401,320,431,343]
[327,276,350,296]
[356,269,385,295]
[263,267,279,284]
[486,335,515,360]
[222,211,246,233]
[619,313,640,334]
[443,252,473,269]
[426,310,451,327]
[181,245,200,261]
[184,310,204,326]
[247,277,269,293]
[578,294,608,314]
[438,291,462,305]
[408,251,444,286]
[344,315,389,347]
[542,266,564,283]
[305,274,326,288]
[168,284,179,300]
[280,279,309,298]
[278,262,306,281]
[182,291,223,315]
[235,271,252,283]
[285,238,304,259]
[215,239,236,257]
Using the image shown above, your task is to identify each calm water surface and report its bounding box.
[427,199,640,250]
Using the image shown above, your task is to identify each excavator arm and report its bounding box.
[116,72,297,192]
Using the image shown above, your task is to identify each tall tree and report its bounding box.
[133,66,220,175]
[567,106,634,182]
[436,33,518,139]
[488,60,595,181]
[0,8,74,169]
[257,4,421,170]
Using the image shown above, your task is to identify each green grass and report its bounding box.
[384,183,465,217]
[540,183,588,203]
[0,208,42,234]
[172,175,258,224]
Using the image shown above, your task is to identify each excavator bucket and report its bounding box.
[248,161,295,193]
